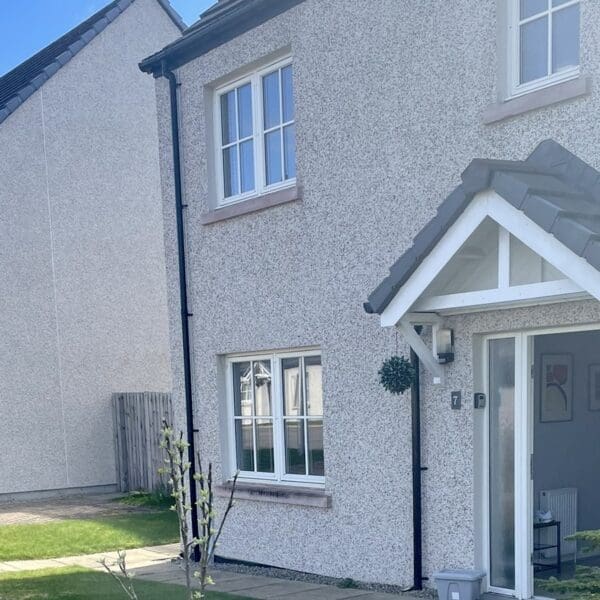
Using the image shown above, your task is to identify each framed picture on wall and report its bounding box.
[540,354,573,423]
[589,364,600,411]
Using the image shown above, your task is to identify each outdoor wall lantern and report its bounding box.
[435,327,454,364]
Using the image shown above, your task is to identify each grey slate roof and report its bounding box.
[0,0,184,126]
[139,0,306,75]
[364,139,600,315]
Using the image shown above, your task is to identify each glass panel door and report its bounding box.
[489,337,517,591]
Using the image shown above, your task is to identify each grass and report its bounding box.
[0,567,251,600]
[116,490,173,510]
[0,512,178,560]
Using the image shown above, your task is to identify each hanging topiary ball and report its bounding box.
[378,355,416,395]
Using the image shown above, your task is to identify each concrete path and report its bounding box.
[0,492,151,525]
[0,542,426,599]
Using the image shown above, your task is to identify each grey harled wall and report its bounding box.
[0,0,180,495]
[155,0,600,587]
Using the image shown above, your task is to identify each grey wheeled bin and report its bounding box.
[432,569,486,600]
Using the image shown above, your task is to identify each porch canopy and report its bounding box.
[364,140,600,379]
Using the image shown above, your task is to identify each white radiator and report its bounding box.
[540,488,578,559]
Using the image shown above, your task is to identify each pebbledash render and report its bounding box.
[0,0,182,498]
[142,0,600,595]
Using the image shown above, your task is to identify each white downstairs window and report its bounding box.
[215,58,296,206]
[508,0,580,97]
[226,350,324,486]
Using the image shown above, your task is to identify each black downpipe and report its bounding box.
[163,62,201,562]
[410,341,423,590]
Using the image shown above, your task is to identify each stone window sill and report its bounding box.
[215,481,331,508]
[200,186,300,225]
[482,75,592,125]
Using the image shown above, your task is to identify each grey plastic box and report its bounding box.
[433,569,486,600]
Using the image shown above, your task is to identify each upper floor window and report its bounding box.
[509,0,580,97]
[226,350,324,486]
[215,58,296,207]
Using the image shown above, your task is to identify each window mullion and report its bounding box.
[547,8,553,77]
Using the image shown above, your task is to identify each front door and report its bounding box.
[486,334,533,599]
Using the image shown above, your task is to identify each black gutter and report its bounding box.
[409,344,424,590]
[163,62,201,562]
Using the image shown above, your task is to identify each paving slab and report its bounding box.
[268,584,373,599]
[349,594,404,599]
[2,558,67,571]
[233,580,326,598]
[211,574,289,593]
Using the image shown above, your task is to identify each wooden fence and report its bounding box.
[112,392,173,493]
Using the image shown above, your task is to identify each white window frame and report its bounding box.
[507,0,580,99]
[225,349,324,487]
[213,56,296,208]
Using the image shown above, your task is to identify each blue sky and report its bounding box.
[0,0,215,76]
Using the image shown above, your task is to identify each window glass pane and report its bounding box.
[282,358,302,416]
[552,0,571,6]
[307,419,324,476]
[220,90,237,145]
[305,356,322,416]
[552,3,579,73]
[284,419,305,475]
[255,419,274,473]
[262,70,280,130]
[239,140,255,194]
[521,0,548,19]
[237,83,253,139]
[235,419,254,471]
[222,146,239,198]
[281,65,294,123]
[520,16,548,83]
[283,124,296,181]
[253,360,272,416]
[489,338,516,590]
[265,130,282,185]
[232,362,252,416]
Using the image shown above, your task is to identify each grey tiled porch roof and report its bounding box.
[364,139,600,315]
[0,0,184,126]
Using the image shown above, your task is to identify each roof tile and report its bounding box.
[0,0,184,124]
[365,140,600,315]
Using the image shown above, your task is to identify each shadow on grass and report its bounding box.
[0,567,250,600]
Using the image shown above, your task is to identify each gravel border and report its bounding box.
[212,558,436,597]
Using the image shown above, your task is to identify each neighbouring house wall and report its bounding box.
[0,0,179,495]
[155,0,600,587]
[533,331,600,532]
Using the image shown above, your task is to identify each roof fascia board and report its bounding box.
[139,0,305,74]
[155,0,186,32]
[484,190,600,301]
[380,189,600,327]
[380,194,490,327]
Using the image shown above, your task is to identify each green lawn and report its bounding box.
[0,567,250,600]
[116,491,173,510]
[0,512,178,560]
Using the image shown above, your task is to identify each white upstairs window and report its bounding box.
[226,350,324,486]
[509,0,580,97]
[215,58,296,206]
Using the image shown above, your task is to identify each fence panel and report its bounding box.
[112,392,172,492]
